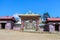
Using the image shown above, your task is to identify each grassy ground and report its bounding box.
[0,29,60,40]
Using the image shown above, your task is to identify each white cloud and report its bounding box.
[13,13,19,18]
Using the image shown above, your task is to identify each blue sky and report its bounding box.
[0,0,60,17]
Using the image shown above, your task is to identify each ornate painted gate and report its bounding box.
[19,14,40,31]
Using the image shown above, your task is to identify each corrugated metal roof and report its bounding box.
[47,18,60,21]
[0,16,15,21]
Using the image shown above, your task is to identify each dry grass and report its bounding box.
[0,29,60,40]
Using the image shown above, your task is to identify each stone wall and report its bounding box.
[13,24,21,31]
[13,27,20,31]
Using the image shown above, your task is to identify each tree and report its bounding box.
[56,16,60,18]
[43,12,50,22]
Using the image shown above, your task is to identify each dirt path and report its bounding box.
[0,30,60,40]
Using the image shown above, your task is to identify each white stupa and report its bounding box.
[15,19,21,24]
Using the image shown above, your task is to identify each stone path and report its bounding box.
[0,30,60,40]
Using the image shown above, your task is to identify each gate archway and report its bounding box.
[19,14,40,31]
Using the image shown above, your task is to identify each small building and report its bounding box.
[46,18,60,32]
[0,16,15,30]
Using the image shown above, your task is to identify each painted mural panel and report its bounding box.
[49,24,55,33]
[5,23,11,29]
[0,24,1,29]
